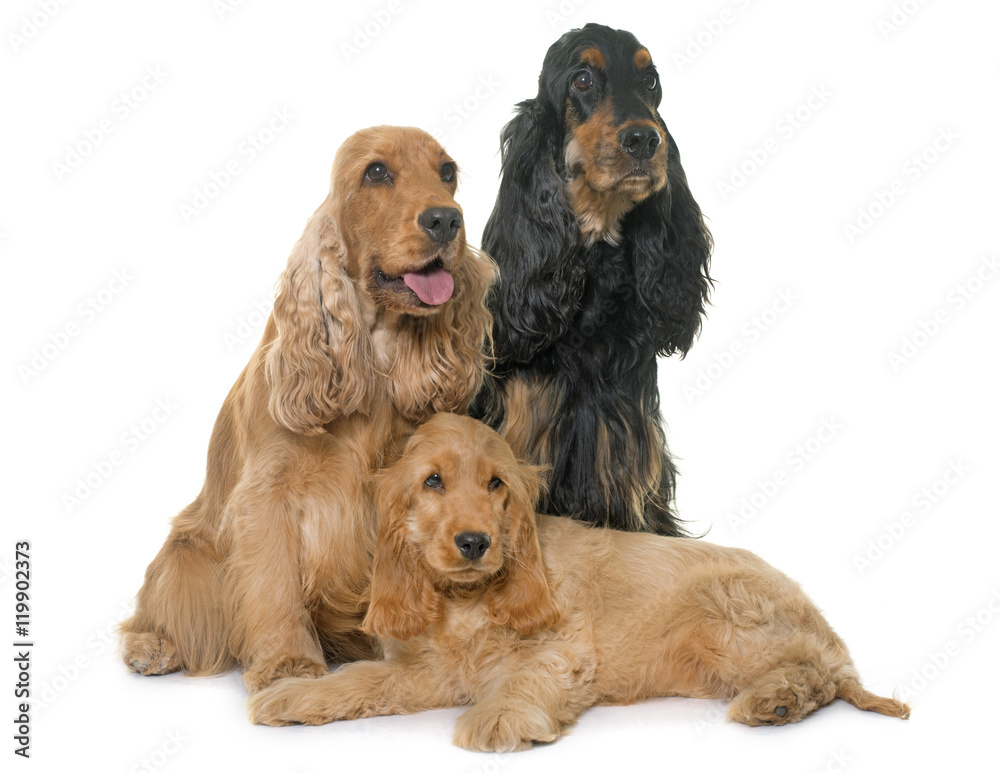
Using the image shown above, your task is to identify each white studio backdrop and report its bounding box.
[2,1,998,771]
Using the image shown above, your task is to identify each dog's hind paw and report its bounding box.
[121,632,182,676]
[728,665,837,726]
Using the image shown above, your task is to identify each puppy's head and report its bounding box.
[364,414,559,641]
[330,126,466,315]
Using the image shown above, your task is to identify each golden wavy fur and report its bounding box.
[119,127,496,693]
[248,414,909,750]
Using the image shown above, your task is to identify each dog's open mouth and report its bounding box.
[375,258,454,306]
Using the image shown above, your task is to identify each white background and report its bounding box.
[3,0,998,771]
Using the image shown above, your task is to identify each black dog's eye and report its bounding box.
[642,72,657,91]
[440,162,456,183]
[488,477,503,492]
[365,162,390,183]
[424,473,444,490]
[572,71,593,92]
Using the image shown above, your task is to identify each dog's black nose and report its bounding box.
[619,126,661,161]
[419,207,463,243]
[455,531,491,561]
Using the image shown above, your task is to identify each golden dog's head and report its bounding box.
[330,126,468,314]
[364,413,559,641]
[264,127,496,434]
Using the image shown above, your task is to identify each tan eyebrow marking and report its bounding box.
[580,48,606,69]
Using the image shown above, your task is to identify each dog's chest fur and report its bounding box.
[536,240,653,379]
[391,599,527,701]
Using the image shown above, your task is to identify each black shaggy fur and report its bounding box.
[472,24,713,536]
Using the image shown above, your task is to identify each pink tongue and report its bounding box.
[402,268,454,305]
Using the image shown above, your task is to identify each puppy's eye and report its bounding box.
[572,71,593,92]
[488,477,503,491]
[440,162,456,183]
[642,72,657,91]
[424,473,444,490]
[365,162,390,183]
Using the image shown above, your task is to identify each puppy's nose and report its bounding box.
[419,207,463,243]
[619,126,661,161]
[454,531,491,561]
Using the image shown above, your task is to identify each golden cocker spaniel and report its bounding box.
[248,413,909,750]
[120,127,496,693]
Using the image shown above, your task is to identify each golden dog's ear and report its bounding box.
[363,466,441,641]
[485,461,560,635]
[388,247,498,419]
[445,247,498,403]
[265,208,373,435]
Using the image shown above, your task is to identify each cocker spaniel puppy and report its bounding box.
[472,23,713,536]
[247,414,909,750]
[119,127,496,693]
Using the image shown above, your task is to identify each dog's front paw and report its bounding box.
[247,678,321,726]
[454,703,562,753]
[121,632,182,676]
[243,656,328,694]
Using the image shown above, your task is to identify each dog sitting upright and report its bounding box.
[248,414,909,751]
[472,23,714,536]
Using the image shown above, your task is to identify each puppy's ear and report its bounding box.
[363,465,441,641]
[485,462,560,635]
[627,131,713,357]
[265,207,374,434]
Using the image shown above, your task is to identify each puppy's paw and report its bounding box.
[730,687,804,726]
[454,703,561,753]
[121,632,182,676]
[243,656,328,694]
[247,677,332,726]
[728,666,836,726]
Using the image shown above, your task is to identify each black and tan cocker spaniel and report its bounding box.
[473,24,713,535]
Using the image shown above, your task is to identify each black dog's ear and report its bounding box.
[626,131,713,357]
[482,99,585,366]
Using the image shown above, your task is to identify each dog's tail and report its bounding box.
[835,670,910,719]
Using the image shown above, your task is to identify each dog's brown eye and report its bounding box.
[488,477,503,491]
[643,72,657,91]
[424,473,443,490]
[365,162,390,183]
[572,71,593,92]
[440,163,455,183]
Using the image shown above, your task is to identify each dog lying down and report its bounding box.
[248,413,909,751]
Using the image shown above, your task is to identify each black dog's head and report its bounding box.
[540,25,669,241]
[484,23,712,362]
